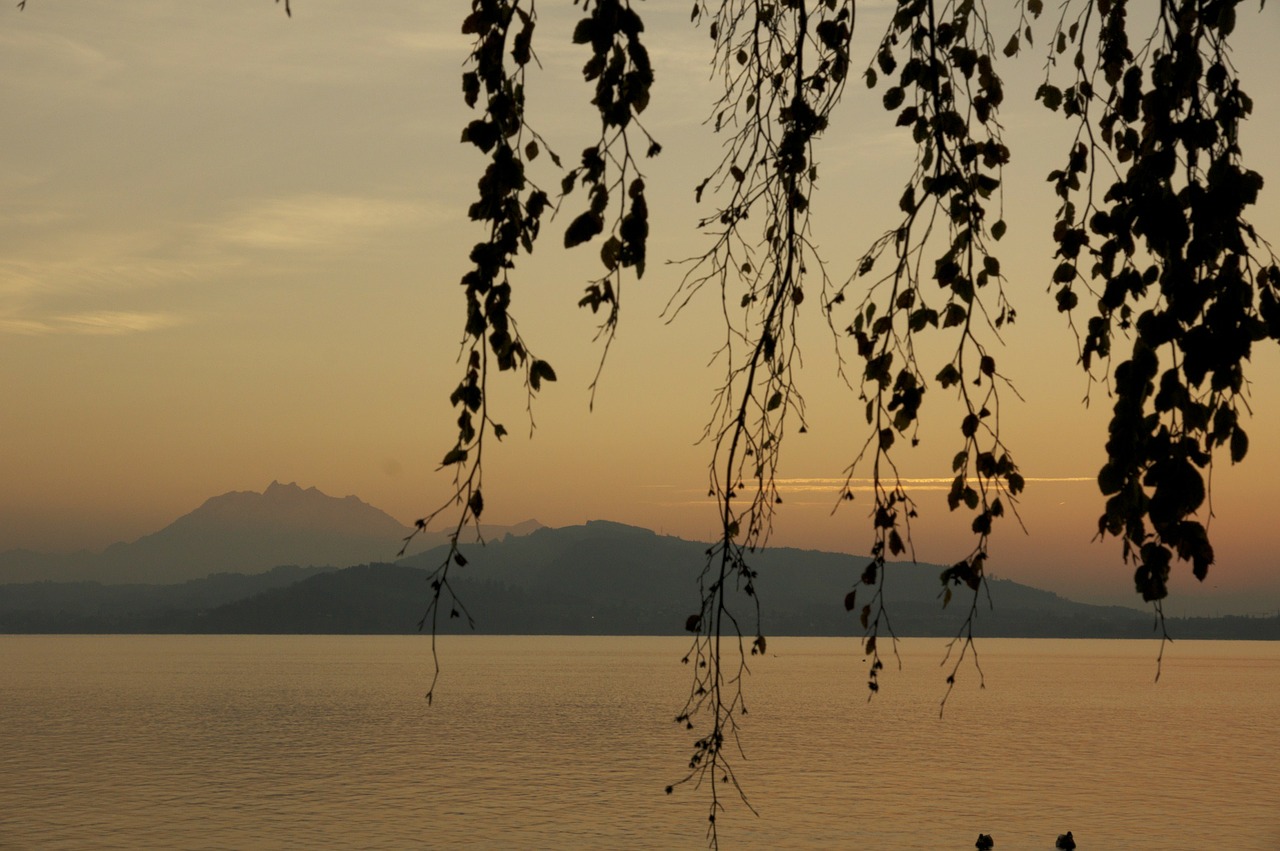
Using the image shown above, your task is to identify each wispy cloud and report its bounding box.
[55,310,183,335]
[639,475,1098,508]
[0,310,183,336]
[0,191,443,337]
[773,476,1096,494]
[0,30,113,75]
[0,227,237,336]
[0,316,56,335]
[212,194,443,250]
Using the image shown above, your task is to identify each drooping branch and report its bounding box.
[666,1,852,844]
[564,0,662,407]
[831,0,1026,701]
[1039,0,1278,635]
[407,0,558,704]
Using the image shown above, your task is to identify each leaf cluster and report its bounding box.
[1041,0,1277,604]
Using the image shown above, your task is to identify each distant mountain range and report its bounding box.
[0,481,540,585]
[1,510,1276,639]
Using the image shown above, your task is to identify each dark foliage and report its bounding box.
[421,1,1274,844]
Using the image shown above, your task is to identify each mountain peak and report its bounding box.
[188,481,397,528]
[0,483,542,585]
[263,480,323,497]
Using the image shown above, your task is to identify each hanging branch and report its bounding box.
[564,0,662,407]
[1038,0,1278,650]
[405,0,559,705]
[413,0,665,702]
[665,1,852,845]
[830,0,1026,704]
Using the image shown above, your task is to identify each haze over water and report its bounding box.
[3,635,1277,849]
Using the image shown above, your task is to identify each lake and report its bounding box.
[1,635,1277,849]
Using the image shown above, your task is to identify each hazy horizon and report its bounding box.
[1,478,1275,618]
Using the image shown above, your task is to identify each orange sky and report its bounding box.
[2,2,1278,616]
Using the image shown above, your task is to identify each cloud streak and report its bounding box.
[772,476,1096,494]
[0,310,183,336]
[637,476,1098,509]
[212,194,444,250]
[0,191,443,336]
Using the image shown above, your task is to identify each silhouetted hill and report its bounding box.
[0,565,337,632]
[5,520,1275,638]
[0,481,541,585]
[391,521,1166,637]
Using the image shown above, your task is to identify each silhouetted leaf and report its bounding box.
[936,363,962,388]
[564,211,604,248]
[1230,427,1248,463]
[1037,84,1063,111]
[529,359,557,391]
[888,529,904,555]
[600,235,622,271]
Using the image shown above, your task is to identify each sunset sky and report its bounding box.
[2,2,1278,615]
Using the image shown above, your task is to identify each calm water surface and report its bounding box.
[2,635,1277,849]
